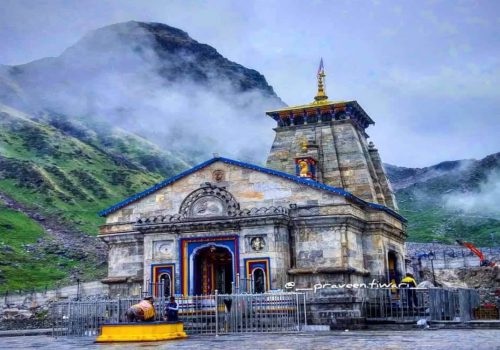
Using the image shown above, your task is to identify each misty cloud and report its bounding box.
[0,22,282,164]
[444,170,500,217]
[1,0,499,167]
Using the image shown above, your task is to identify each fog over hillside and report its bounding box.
[444,168,500,218]
[385,153,500,245]
[0,21,284,164]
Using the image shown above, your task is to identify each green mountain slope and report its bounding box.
[386,153,500,246]
[0,105,190,292]
[0,106,167,234]
[0,203,73,292]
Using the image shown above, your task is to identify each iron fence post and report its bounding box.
[295,292,299,330]
[117,298,120,323]
[236,273,240,294]
[215,290,219,337]
[303,293,307,327]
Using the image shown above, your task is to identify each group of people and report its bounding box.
[125,296,179,322]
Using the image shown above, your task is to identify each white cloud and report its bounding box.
[1,0,499,167]
[0,22,281,164]
[444,170,500,217]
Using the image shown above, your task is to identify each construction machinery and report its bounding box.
[456,240,496,267]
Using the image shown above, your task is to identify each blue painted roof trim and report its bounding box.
[98,157,406,222]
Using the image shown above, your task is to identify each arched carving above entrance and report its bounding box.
[179,183,240,219]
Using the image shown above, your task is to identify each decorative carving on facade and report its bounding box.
[136,205,289,225]
[295,207,321,216]
[153,240,174,259]
[250,237,266,251]
[179,183,240,218]
[236,206,288,217]
[190,196,225,217]
[212,169,225,182]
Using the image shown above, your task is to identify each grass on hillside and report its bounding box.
[398,194,500,246]
[0,111,165,236]
[0,110,172,292]
[0,204,78,293]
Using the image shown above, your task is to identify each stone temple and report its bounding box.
[98,63,407,306]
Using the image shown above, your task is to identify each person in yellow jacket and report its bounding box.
[401,273,418,308]
[125,296,156,322]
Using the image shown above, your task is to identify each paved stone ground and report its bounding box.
[0,330,499,350]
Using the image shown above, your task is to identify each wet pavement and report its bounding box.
[0,330,499,350]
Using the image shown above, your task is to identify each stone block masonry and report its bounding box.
[266,119,397,210]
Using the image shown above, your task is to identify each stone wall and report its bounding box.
[103,161,348,225]
[368,143,398,210]
[100,160,406,295]
[406,242,500,274]
[266,119,397,210]
[100,161,352,286]
[1,281,108,309]
[0,281,111,330]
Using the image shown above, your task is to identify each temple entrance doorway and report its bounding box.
[387,251,400,297]
[193,245,233,295]
[388,251,400,284]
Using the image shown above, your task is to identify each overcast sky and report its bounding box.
[1,0,499,167]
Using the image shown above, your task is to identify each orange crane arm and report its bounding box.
[461,242,485,261]
[456,240,496,267]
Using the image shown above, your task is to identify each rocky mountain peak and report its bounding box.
[52,21,280,98]
[0,21,284,164]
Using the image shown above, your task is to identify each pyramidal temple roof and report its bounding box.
[265,60,374,127]
[98,156,405,222]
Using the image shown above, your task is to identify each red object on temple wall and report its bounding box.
[295,157,317,180]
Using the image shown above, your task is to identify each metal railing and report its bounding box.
[146,276,262,298]
[216,292,306,333]
[50,291,306,337]
[361,288,480,322]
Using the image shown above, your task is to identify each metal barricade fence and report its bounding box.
[49,292,306,337]
[361,288,480,322]
[216,292,305,333]
[49,288,485,337]
[50,300,121,337]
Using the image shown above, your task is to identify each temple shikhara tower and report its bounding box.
[98,60,406,321]
[266,60,397,210]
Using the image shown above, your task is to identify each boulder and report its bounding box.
[2,308,33,320]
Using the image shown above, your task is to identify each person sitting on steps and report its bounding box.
[165,296,179,322]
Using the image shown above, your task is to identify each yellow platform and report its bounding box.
[96,321,187,342]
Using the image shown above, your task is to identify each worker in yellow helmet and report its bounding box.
[401,273,418,308]
[125,296,156,322]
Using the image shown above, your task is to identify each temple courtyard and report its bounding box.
[1,330,499,350]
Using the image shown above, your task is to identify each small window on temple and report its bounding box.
[252,268,266,293]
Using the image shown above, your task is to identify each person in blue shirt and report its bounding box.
[165,296,179,321]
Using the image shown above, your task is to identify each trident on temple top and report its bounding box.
[314,58,328,102]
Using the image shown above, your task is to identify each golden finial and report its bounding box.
[314,58,328,102]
